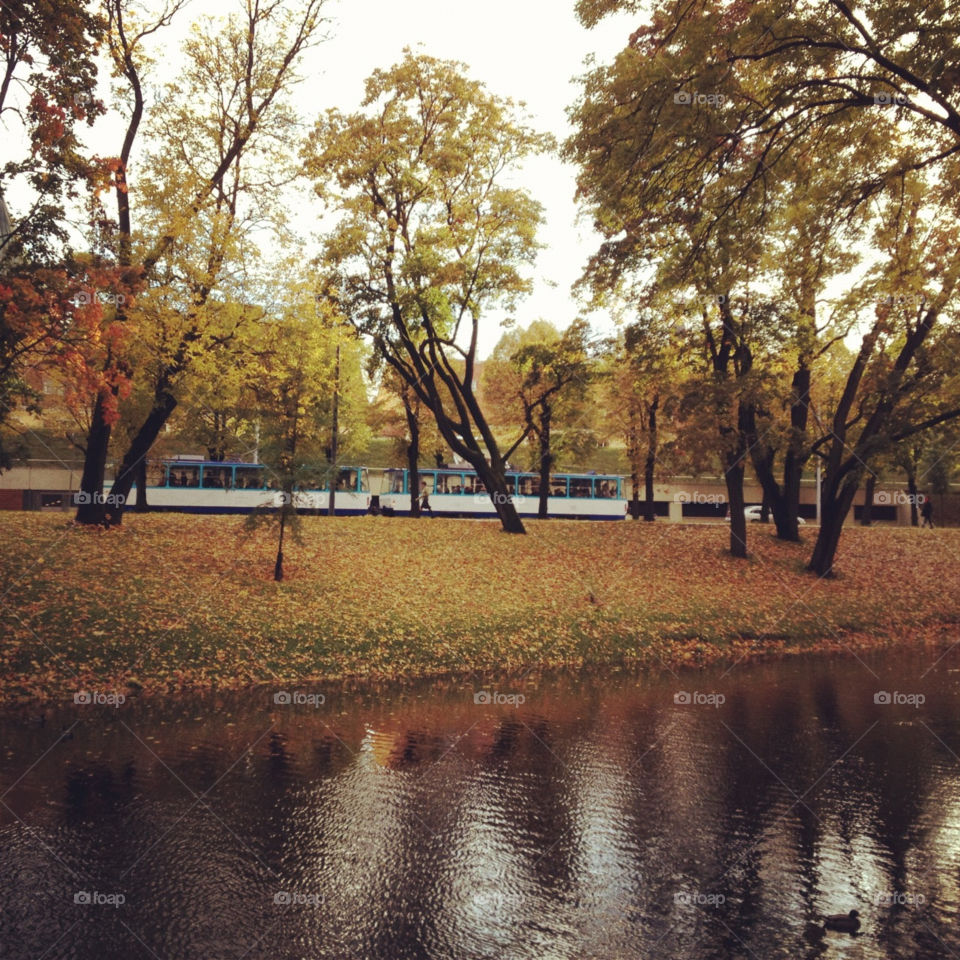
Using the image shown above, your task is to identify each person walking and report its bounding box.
[420,481,434,517]
[921,496,935,528]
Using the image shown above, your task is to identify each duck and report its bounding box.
[824,909,861,933]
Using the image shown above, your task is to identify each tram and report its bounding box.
[379,467,626,520]
[106,457,627,519]
[120,457,372,514]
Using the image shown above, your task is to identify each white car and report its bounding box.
[743,504,806,524]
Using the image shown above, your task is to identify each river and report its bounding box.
[2,646,959,959]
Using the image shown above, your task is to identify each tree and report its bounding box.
[243,299,340,581]
[807,175,960,574]
[605,319,681,521]
[0,0,123,470]
[741,149,864,542]
[573,0,960,230]
[568,0,960,569]
[483,319,596,518]
[306,50,552,534]
[369,361,444,517]
[75,0,331,524]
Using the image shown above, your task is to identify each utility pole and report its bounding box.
[816,457,821,525]
[328,335,341,517]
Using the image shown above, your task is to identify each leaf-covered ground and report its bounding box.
[1,513,958,703]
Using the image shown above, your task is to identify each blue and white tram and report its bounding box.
[119,458,372,514]
[379,467,626,520]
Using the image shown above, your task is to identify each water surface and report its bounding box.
[3,646,960,959]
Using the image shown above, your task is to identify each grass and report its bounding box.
[1,512,959,703]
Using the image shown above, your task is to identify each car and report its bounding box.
[743,504,806,524]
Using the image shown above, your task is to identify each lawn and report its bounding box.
[1,513,958,703]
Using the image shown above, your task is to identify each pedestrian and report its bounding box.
[420,481,433,517]
[921,495,934,528]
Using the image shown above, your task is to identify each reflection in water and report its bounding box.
[2,649,960,958]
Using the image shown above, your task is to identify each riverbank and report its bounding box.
[1,513,958,703]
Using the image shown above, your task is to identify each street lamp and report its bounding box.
[316,291,352,517]
[328,331,341,517]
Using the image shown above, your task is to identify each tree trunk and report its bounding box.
[781,362,811,539]
[907,471,919,526]
[748,429,800,541]
[860,473,875,525]
[751,448,800,541]
[808,477,860,576]
[628,432,640,520]
[537,406,551,520]
[724,449,748,559]
[274,509,286,582]
[744,360,810,542]
[75,392,112,525]
[491,475,526,532]
[465,452,525,533]
[643,395,658,522]
[102,391,177,525]
[134,458,149,512]
[403,396,421,518]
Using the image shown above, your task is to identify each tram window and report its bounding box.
[388,471,405,493]
[505,475,517,494]
[570,477,593,498]
[336,468,357,492]
[436,473,464,494]
[473,477,485,495]
[419,473,436,495]
[146,463,166,487]
[461,474,475,495]
[550,476,568,497]
[235,467,264,489]
[519,476,537,496]
[359,469,370,493]
[597,479,617,499]
[202,467,228,488]
[177,467,199,488]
